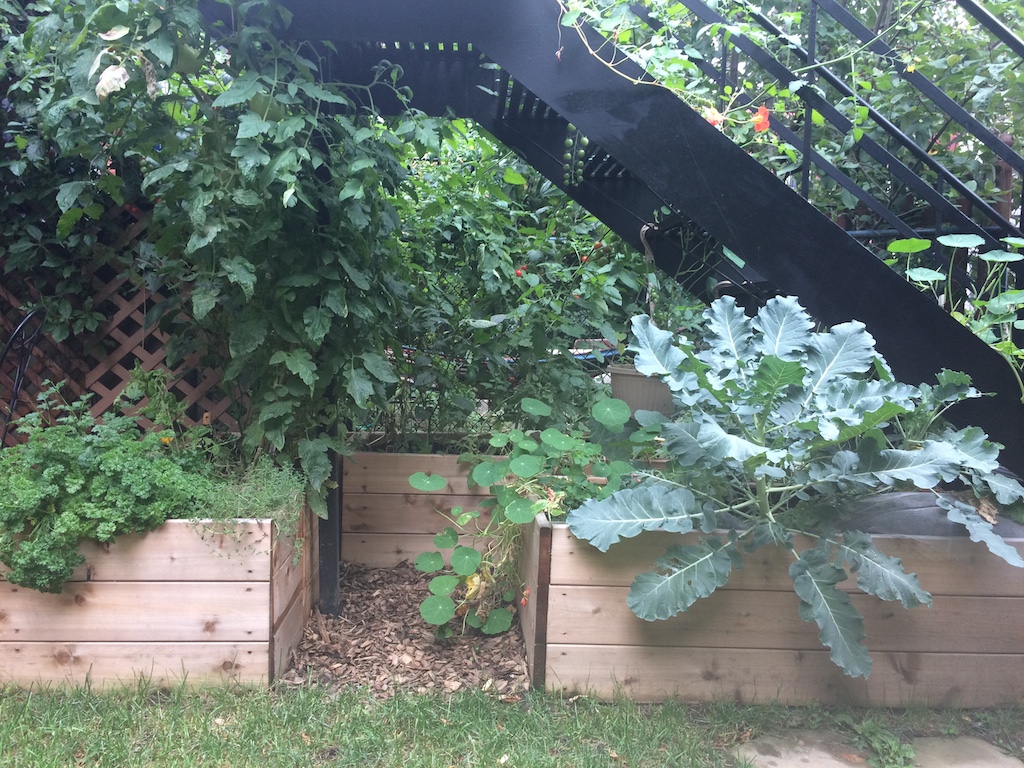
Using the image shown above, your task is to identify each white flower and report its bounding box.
[96,65,129,101]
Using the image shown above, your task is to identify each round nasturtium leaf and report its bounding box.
[489,433,511,448]
[472,459,509,487]
[429,575,461,596]
[886,237,931,254]
[419,595,456,625]
[495,485,518,506]
[905,267,947,283]
[414,551,445,573]
[937,233,985,249]
[409,472,447,492]
[434,527,459,549]
[979,250,1023,263]
[592,397,632,427]
[987,291,1024,312]
[481,608,514,634]
[1002,236,1024,249]
[509,454,544,479]
[520,397,552,417]
[504,496,543,524]
[450,545,483,576]
[540,428,578,451]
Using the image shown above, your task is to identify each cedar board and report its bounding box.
[532,518,1024,705]
[0,514,316,689]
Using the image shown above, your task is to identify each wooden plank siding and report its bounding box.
[0,511,317,689]
[528,517,1024,706]
[543,647,1024,707]
[341,452,491,567]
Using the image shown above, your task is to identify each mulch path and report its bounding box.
[280,561,531,698]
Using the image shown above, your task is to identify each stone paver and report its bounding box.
[730,729,1024,768]
[731,729,871,767]
[912,736,1024,768]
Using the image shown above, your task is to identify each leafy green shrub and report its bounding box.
[567,297,1024,678]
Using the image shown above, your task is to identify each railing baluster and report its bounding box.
[800,0,818,201]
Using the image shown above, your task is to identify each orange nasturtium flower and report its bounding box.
[752,105,770,132]
[705,107,725,127]
[160,436,174,445]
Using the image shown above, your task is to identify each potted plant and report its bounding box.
[0,382,316,688]
[554,296,1024,696]
[607,274,705,416]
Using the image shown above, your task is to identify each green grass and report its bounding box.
[1,682,1021,768]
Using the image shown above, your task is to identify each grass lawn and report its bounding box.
[1,681,1022,767]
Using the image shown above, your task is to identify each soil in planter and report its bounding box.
[281,561,530,698]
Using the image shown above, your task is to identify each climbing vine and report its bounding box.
[1,0,437,512]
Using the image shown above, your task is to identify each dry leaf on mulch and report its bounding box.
[281,561,530,698]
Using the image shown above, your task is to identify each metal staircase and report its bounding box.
[218,0,1024,465]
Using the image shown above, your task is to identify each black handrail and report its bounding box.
[647,9,919,241]
[746,3,1021,239]
[817,0,1024,176]
[957,0,1024,59]
[632,0,1022,261]
[0,308,46,447]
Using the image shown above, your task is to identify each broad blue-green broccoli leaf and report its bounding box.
[567,484,704,552]
[835,531,931,608]
[939,497,1024,568]
[752,295,813,361]
[981,472,1024,506]
[627,538,736,620]
[662,417,766,466]
[699,296,753,378]
[804,321,876,399]
[629,314,686,377]
[790,549,872,678]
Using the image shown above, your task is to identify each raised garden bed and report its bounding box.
[0,510,317,689]
[341,453,1024,706]
[520,514,1024,707]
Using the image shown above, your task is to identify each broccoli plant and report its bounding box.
[567,296,1024,678]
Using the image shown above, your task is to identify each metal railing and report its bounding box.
[0,308,46,447]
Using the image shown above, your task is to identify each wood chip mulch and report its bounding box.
[280,561,531,699]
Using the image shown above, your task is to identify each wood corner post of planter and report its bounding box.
[318,448,344,616]
[519,513,552,692]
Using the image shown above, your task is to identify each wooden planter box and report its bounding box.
[0,509,318,689]
[341,452,491,567]
[340,454,1024,706]
[520,516,1024,707]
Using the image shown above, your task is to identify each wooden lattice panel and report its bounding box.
[1,280,89,447]
[80,263,239,432]
[1,204,238,445]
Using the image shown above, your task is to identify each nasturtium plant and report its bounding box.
[567,297,1024,678]
[414,519,516,637]
[891,234,1024,402]
[409,395,638,636]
